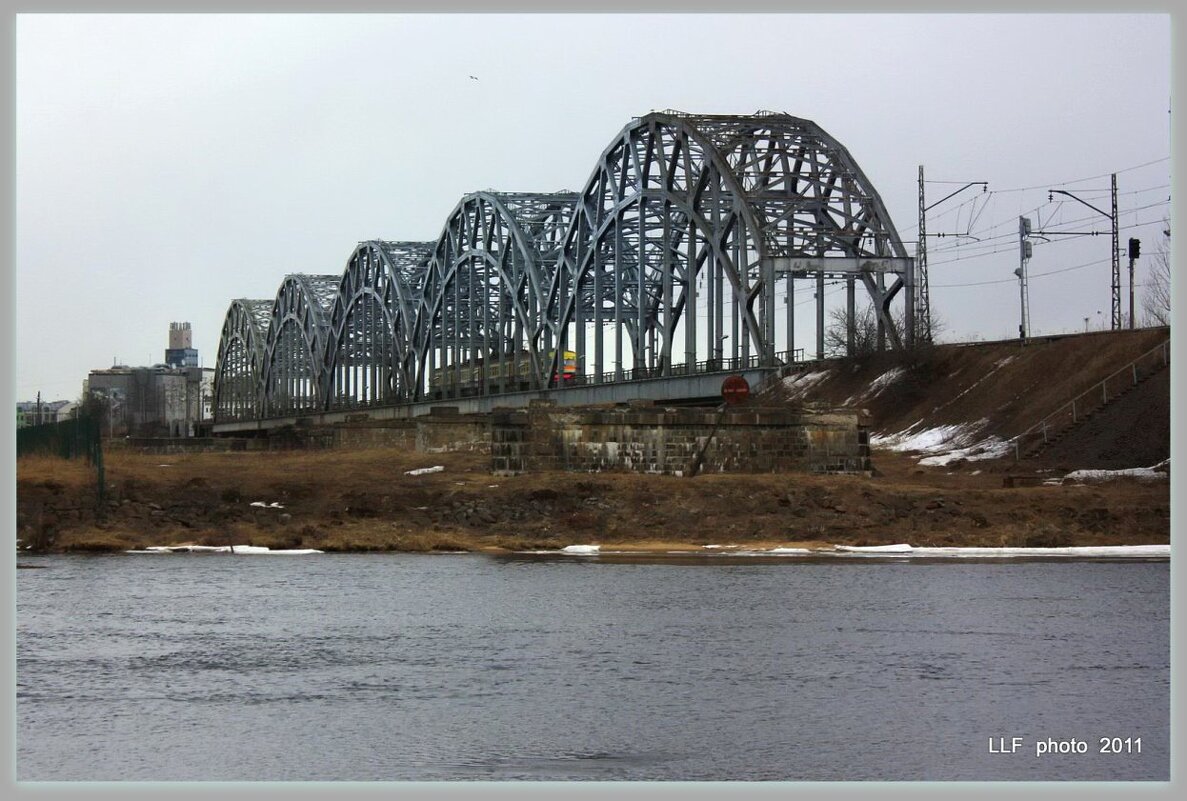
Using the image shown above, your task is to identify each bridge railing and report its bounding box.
[1009,338,1170,460]
[237,348,810,419]
[561,349,806,387]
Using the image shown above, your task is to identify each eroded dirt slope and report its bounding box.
[768,327,1169,469]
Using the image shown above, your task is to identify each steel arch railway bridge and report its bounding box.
[213,110,914,427]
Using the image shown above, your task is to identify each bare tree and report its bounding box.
[1142,222,1171,327]
[824,302,945,358]
[823,303,879,358]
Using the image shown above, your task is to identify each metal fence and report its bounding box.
[1011,339,1170,460]
[17,413,106,501]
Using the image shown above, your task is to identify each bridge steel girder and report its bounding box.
[213,111,913,425]
[549,111,912,385]
[213,299,272,422]
[411,191,577,400]
[324,241,433,409]
[260,274,341,416]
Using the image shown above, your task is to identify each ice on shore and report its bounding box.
[836,543,914,553]
[833,544,1168,558]
[126,545,323,555]
[405,466,445,476]
[249,501,285,508]
[560,544,600,555]
[520,543,1168,559]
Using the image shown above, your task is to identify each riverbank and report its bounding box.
[15,445,1170,554]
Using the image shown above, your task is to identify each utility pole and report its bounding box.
[916,166,928,346]
[1128,237,1141,329]
[1016,217,1033,342]
[1111,174,1120,328]
[1046,172,1119,329]
[916,167,987,345]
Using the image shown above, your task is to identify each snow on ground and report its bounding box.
[126,545,323,554]
[405,466,445,476]
[780,370,832,398]
[1060,461,1169,483]
[872,420,982,452]
[864,367,904,398]
[930,357,1014,414]
[871,419,1011,466]
[917,436,1012,466]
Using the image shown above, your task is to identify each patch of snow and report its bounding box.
[780,370,832,398]
[917,435,1012,466]
[560,544,600,555]
[874,421,985,453]
[907,545,1169,558]
[929,356,1017,416]
[873,419,1011,466]
[1060,464,1169,483]
[869,418,924,448]
[835,543,914,553]
[127,545,322,555]
[768,547,812,554]
[405,466,445,476]
[249,501,285,509]
[864,367,905,397]
[830,544,1168,558]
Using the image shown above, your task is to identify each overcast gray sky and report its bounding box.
[13,12,1171,402]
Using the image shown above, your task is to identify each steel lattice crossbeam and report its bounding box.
[213,112,913,422]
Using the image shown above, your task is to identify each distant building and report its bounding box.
[16,399,77,428]
[165,321,199,369]
[84,323,214,437]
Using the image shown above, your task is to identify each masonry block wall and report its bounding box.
[490,402,869,475]
[327,411,490,453]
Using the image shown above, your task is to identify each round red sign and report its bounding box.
[721,374,750,405]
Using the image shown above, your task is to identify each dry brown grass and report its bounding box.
[17,424,1169,554]
[16,454,97,488]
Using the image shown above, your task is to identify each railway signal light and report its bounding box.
[1128,238,1141,259]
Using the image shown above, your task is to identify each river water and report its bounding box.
[16,552,1168,782]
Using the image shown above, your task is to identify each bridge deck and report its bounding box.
[212,367,778,434]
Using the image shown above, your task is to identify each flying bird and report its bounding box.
[469,75,479,80]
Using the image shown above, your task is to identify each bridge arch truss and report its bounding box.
[413,192,577,398]
[324,241,433,409]
[260,274,341,416]
[548,111,912,386]
[213,299,273,422]
[213,111,912,423]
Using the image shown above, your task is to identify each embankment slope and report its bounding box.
[16,329,1170,554]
